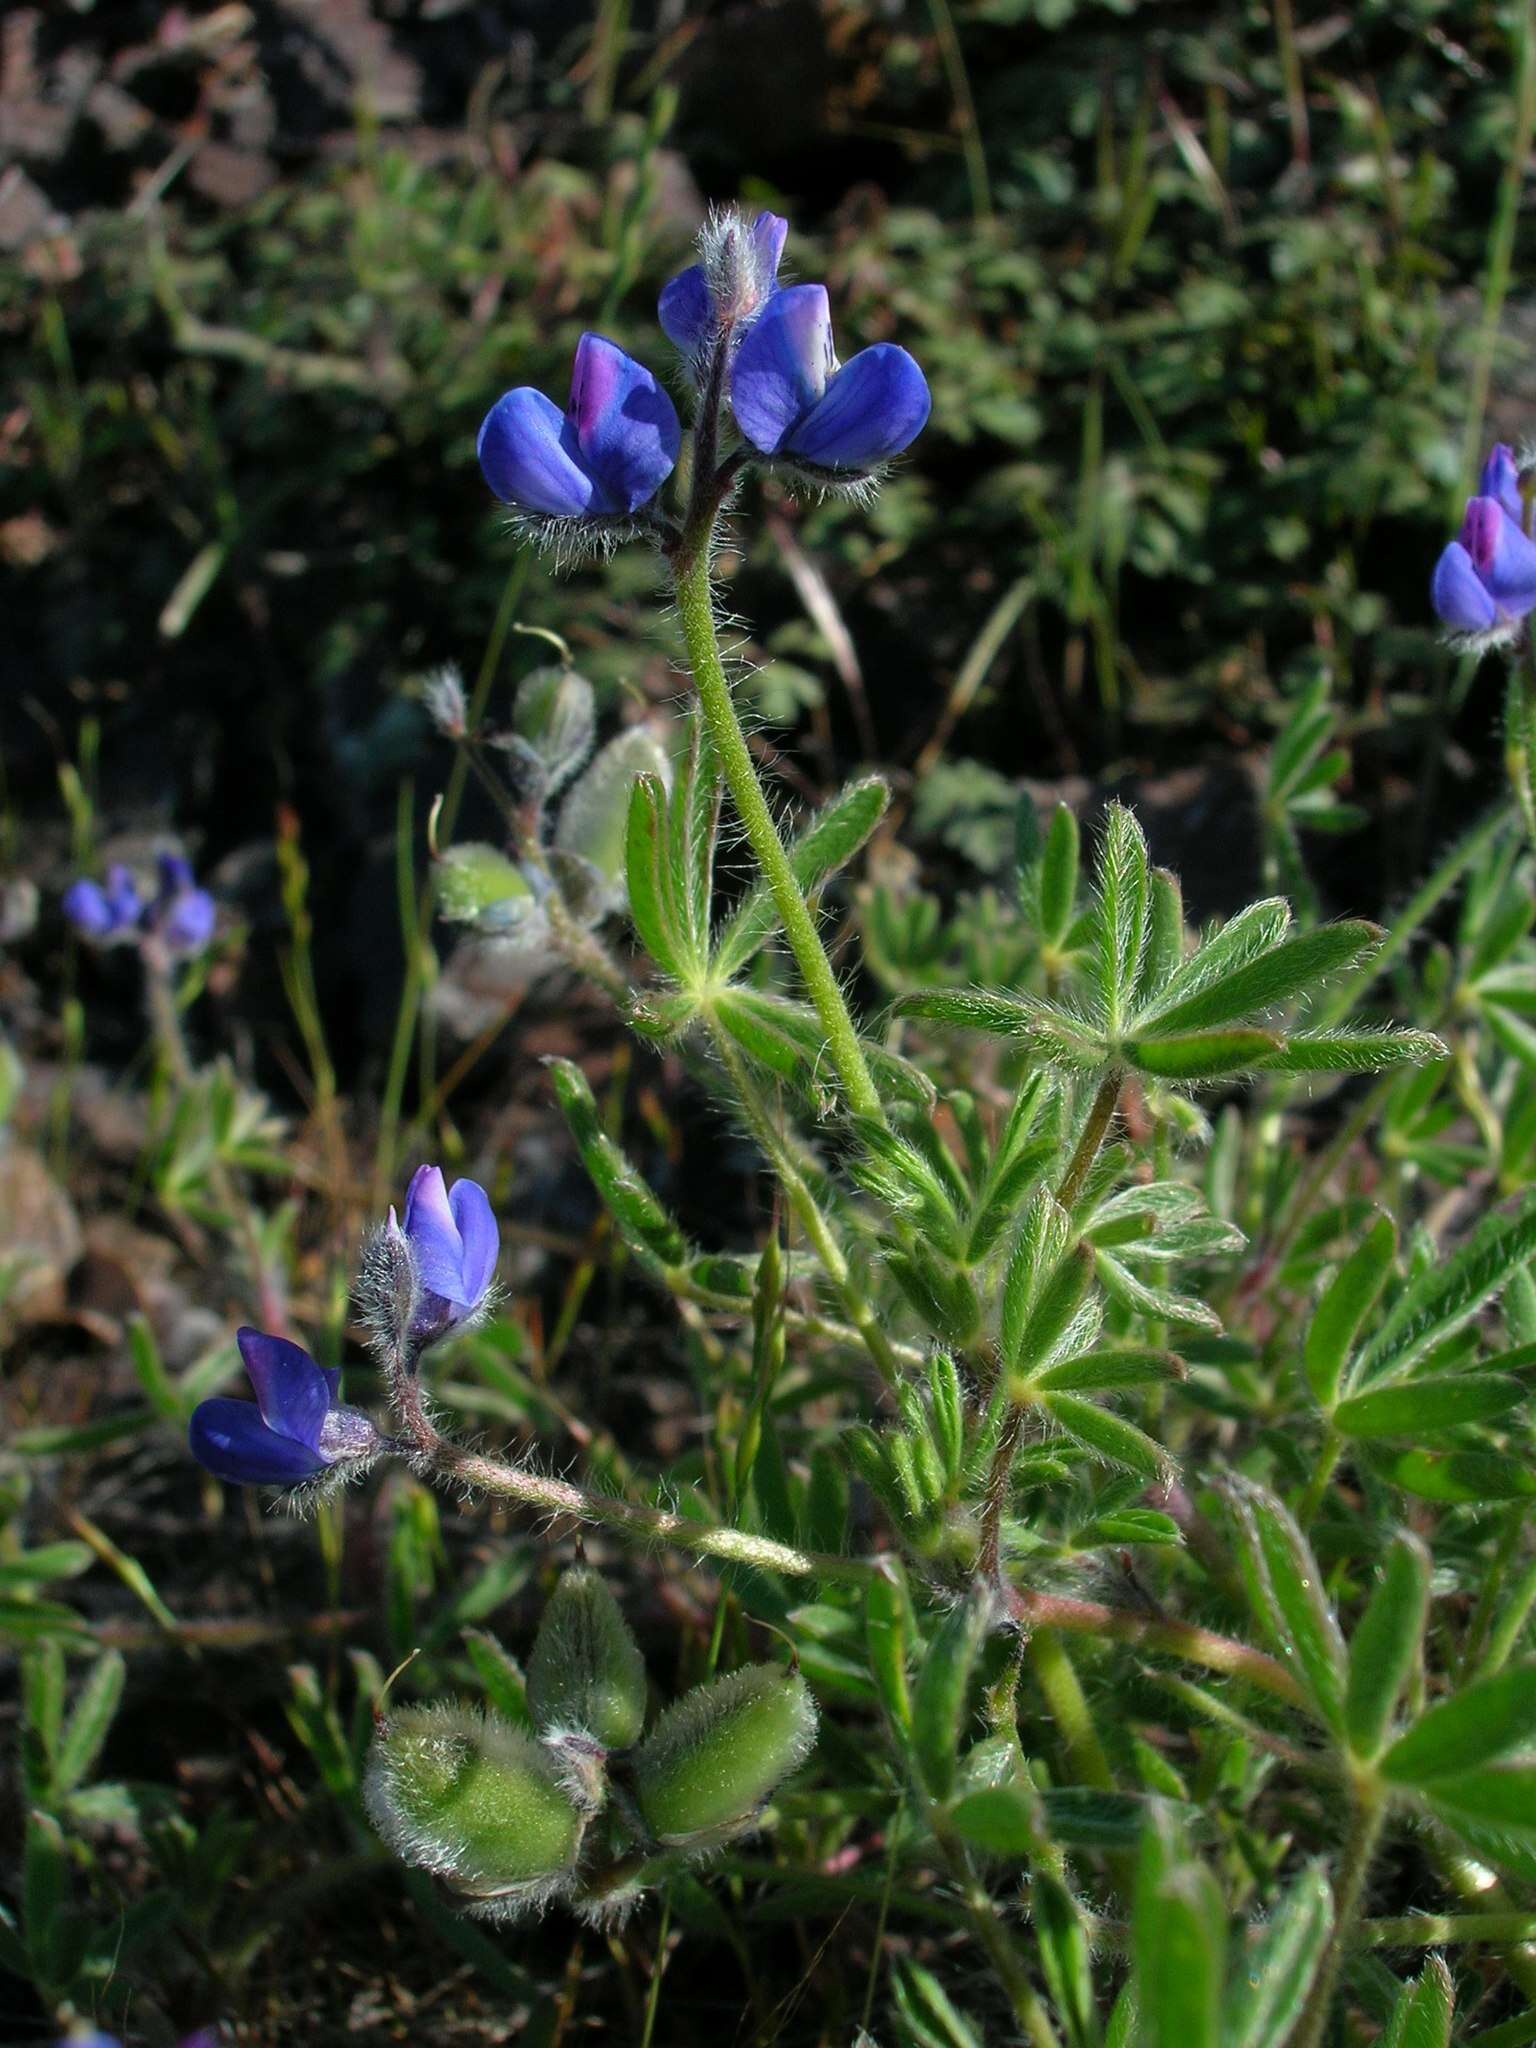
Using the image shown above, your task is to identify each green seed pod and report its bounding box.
[527,1565,648,1752]
[364,1703,586,1916]
[632,1664,817,1853]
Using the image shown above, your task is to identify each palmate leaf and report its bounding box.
[1225,1477,1346,1733]
[1138,896,1291,1018]
[1303,1214,1397,1410]
[1126,1028,1281,1080]
[1045,1393,1168,1480]
[714,989,934,1109]
[1095,1250,1222,1333]
[1256,1028,1448,1073]
[1133,921,1382,1036]
[712,775,889,983]
[626,772,690,981]
[1096,802,1151,1031]
[1332,1374,1524,1438]
[546,1056,688,1267]
[1348,1188,1536,1391]
[1345,1531,1429,1761]
[1381,1958,1453,2048]
[1380,1661,1536,1786]
[1221,1860,1333,2048]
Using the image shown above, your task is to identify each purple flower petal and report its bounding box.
[786,342,931,471]
[448,1178,499,1306]
[478,387,599,519]
[566,334,680,515]
[658,265,712,356]
[105,865,144,926]
[63,880,114,937]
[403,1163,471,1301]
[1480,443,1524,522]
[730,284,835,454]
[751,210,789,277]
[1431,540,1498,632]
[189,1397,328,1486]
[1462,496,1536,617]
[160,888,216,953]
[236,1327,333,1450]
[157,852,196,895]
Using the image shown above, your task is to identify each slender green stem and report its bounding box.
[672,547,883,1121]
[1355,1910,1536,1950]
[1056,1069,1122,1212]
[928,1813,1063,2048]
[1027,1628,1113,1792]
[1456,0,1536,504]
[1297,1427,1342,1528]
[924,0,991,225]
[1004,1584,1306,1708]
[389,1361,864,1581]
[1293,1772,1386,2048]
[708,1018,901,1385]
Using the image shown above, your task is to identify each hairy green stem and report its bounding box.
[1293,1772,1386,2048]
[1056,1069,1122,1212]
[672,545,883,1120]
[707,1017,902,1384]
[1004,1584,1306,1708]
[928,1813,1063,2048]
[389,1361,864,1581]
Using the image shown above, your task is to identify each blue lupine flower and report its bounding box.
[1432,493,1536,635]
[189,1328,378,1488]
[730,283,930,475]
[478,334,680,520]
[658,210,788,360]
[397,1164,499,1338]
[62,864,143,941]
[1480,442,1523,521]
[145,853,217,955]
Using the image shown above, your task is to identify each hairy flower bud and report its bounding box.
[632,1665,816,1854]
[527,1565,648,1752]
[364,1703,588,1916]
[511,666,596,795]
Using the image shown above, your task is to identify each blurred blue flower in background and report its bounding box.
[62,863,144,941]
[64,852,215,957]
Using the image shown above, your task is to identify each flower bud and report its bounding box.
[527,1564,648,1752]
[632,1664,816,1853]
[512,665,596,794]
[364,1703,587,1914]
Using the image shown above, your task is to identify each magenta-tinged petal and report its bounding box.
[1431,541,1497,632]
[730,284,835,454]
[1480,443,1524,522]
[478,387,598,518]
[236,1327,333,1451]
[658,265,712,355]
[1462,496,1536,616]
[189,1397,328,1486]
[448,1178,499,1307]
[786,343,931,471]
[566,334,680,515]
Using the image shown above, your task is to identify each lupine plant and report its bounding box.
[98,208,1536,2042]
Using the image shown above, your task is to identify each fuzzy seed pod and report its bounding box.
[364,1703,586,1915]
[527,1565,648,1752]
[632,1664,817,1853]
